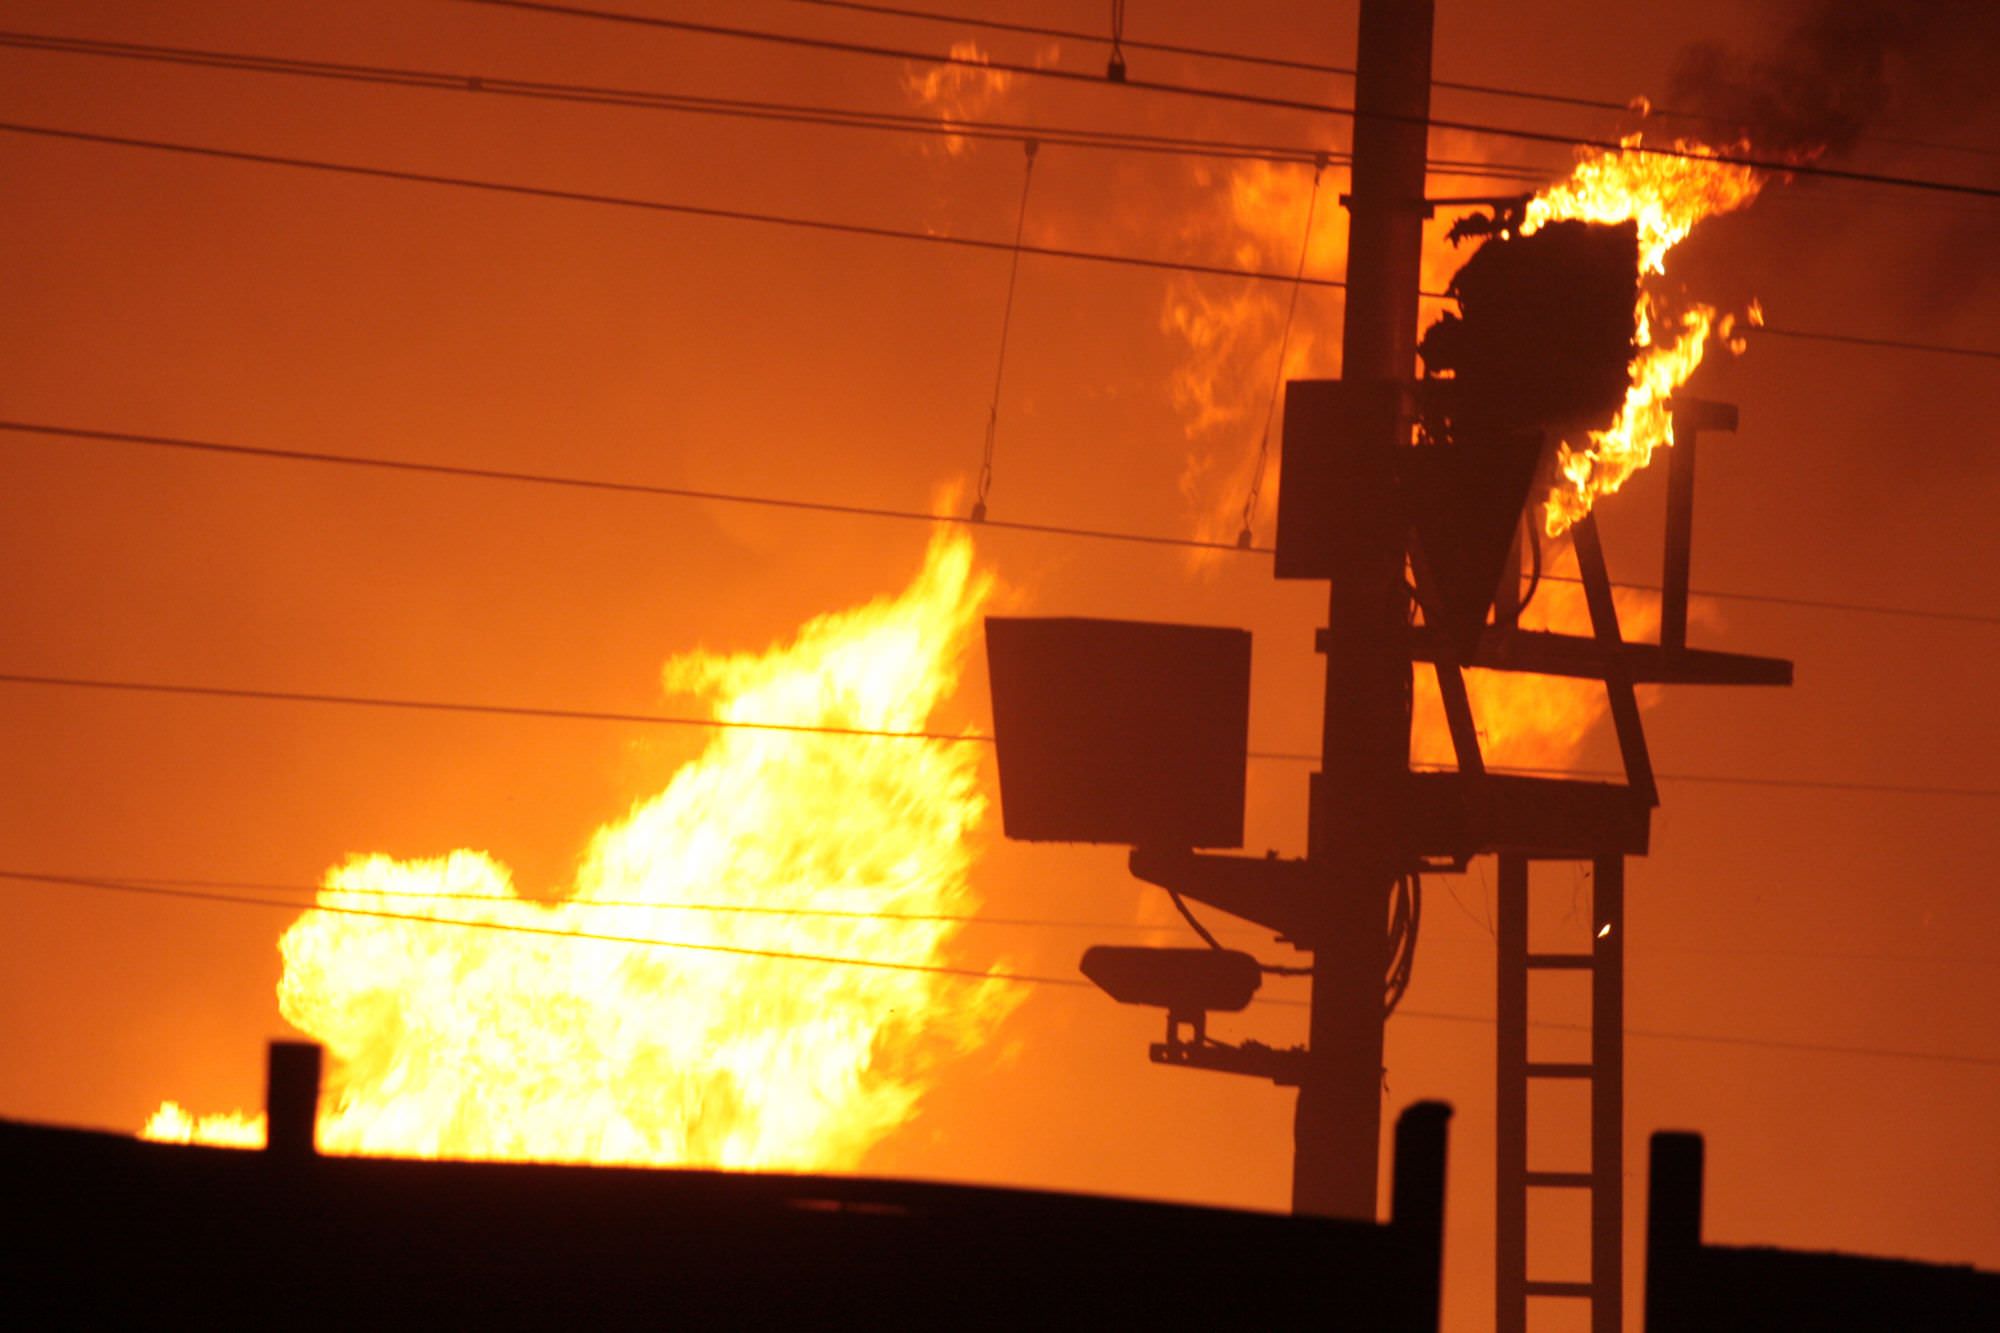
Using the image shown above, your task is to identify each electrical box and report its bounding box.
[1273,378,1408,580]
[985,617,1251,848]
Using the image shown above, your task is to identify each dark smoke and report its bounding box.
[1667,1,2000,160]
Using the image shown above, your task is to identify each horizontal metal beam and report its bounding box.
[1150,1039,1308,1086]
[1401,772,1650,859]
[1526,952,1595,970]
[1526,1062,1595,1080]
[1402,627,1793,686]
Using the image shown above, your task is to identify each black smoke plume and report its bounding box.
[1667,1,2000,161]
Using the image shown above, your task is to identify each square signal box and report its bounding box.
[984,617,1251,848]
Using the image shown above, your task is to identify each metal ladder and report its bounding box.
[1496,852,1625,1333]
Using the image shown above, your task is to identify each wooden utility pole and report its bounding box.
[1294,0,1434,1221]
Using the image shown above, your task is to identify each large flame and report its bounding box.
[1160,142,1506,551]
[1522,134,1768,535]
[145,532,1018,1168]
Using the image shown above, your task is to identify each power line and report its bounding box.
[0,419,1255,555]
[0,29,1546,178]
[1415,931,2000,968]
[1749,324,2000,363]
[459,0,2000,199]
[7,869,1994,1068]
[5,418,1994,627]
[1419,762,2000,801]
[0,120,1370,292]
[782,0,1357,79]
[106,875,1258,934]
[1533,571,1999,627]
[76,874,2000,965]
[0,101,1986,360]
[1388,1003,2000,1070]
[777,0,2000,161]
[20,24,1990,259]
[29,18,2000,339]
[4,671,1997,799]
[0,671,987,745]
[0,868,1093,987]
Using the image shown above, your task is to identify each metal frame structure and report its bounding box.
[1464,402,1788,1332]
[986,7,1792,1329]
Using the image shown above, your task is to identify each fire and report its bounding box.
[1160,143,1496,551]
[902,40,1017,155]
[1160,159,1351,550]
[1412,547,1666,772]
[144,532,1018,1168]
[141,1101,262,1148]
[1522,135,1768,535]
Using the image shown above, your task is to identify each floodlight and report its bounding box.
[1079,946,1262,1017]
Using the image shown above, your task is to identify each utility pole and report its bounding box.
[988,9,1788,1326]
[1295,0,1434,1221]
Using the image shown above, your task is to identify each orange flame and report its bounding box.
[1412,547,1667,772]
[144,532,1018,1168]
[1522,134,1767,535]
[902,41,1017,155]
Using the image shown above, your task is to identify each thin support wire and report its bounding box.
[1106,0,1127,82]
[1237,152,1326,548]
[970,138,1039,522]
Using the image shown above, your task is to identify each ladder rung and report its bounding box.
[1525,1061,1594,1079]
[1524,1280,1596,1299]
[1524,1170,1594,1188]
[1525,951,1594,969]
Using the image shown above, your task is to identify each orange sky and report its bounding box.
[1,3,1995,1329]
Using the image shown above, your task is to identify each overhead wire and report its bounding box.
[4,671,1997,798]
[0,41,1989,358]
[782,0,1356,80]
[84,874,1291,935]
[7,869,1996,1068]
[0,29,1547,178]
[0,120,1379,293]
[0,671,990,746]
[0,418,1262,555]
[776,0,2000,160]
[1529,570,2000,627]
[0,868,1094,987]
[19,871,2000,967]
[1,10,1991,1085]
[457,0,2000,199]
[4,418,1993,628]
[1748,324,2000,363]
